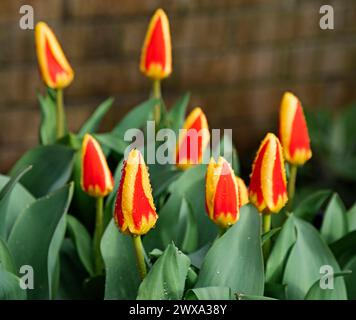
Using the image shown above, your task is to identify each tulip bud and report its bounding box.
[114,149,158,236]
[176,107,210,170]
[205,157,240,228]
[81,134,114,198]
[35,22,74,89]
[236,176,249,206]
[249,133,288,213]
[140,9,172,80]
[279,92,312,165]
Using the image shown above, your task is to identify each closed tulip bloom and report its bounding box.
[249,133,288,213]
[81,134,114,198]
[236,177,249,206]
[279,92,312,165]
[176,107,210,170]
[206,157,240,228]
[35,22,74,89]
[140,9,172,80]
[114,149,158,236]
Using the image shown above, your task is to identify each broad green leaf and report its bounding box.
[144,195,198,253]
[188,244,210,269]
[168,165,206,195]
[347,202,356,232]
[262,227,281,245]
[0,165,32,239]
[264,282,288,300]
[0,268,27,300]
[329,230,356,267]
[195,205,264,295]
[8,184,73,299]
[186,287,233,300]
[38,90,57,145]
[344,255,356,299]
[304,271,351,300]
[112,98,158,137]
[94,133,127,155]
[294,190,332,222]
[283,216,347,300]
[67,215,94,276]
[137,243,191,300]
[168,93,190,134]
[57,239,88,300]
[266,216,297,283]
[78,97,114,137]
[321,193,348,244]
[0,239,15,273]
[0,175,35,238]
[101,220,140,299]
[10,145,75,198]
[149,164,182,198]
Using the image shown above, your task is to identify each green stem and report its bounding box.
[93,197,104,275]
[287,164,298,212]
[152,79,161,123]
[132,235,147,280]
[56,88,65,139]
[262,213,272,262]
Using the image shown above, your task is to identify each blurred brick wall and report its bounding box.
[1,0,356,172]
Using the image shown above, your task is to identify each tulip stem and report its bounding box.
[152,79,161,123]
[262,213,272,262]
[93,196,104,275]
[132,235,147,280]
[56,88,65,139]
[287,164,298,212]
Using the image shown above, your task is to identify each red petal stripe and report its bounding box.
[289,102,310,157]
[272,144,286,205]
[145,16,166,71]
[45,38,67,84]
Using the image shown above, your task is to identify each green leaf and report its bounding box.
[78,97,114,137]
[294,190,332,222]
[329,230,356,266]
[321,193,348,244]
[283,216,347,300]
[10,145,75,198]
[137,243,191,300]
[0,268,27,300]
[262,227,281,245]
[0,165,32,239]
[149,164,182,198]
[144,195,198,253]
[101,220,140,300]
[344,255,356,299]
[195,205,264,295]
[186,287,233,300]
[8,183,73,299]
[347,202,356,232]
[266,216,297,283]
[0,238,15,273]
[188,244,210,269]
[0,175,35,238]
[304,271,351,300]
[38,90,57,145]
[94,133,127,155]
[168,165,206,195]
[168,93,190,134]
[236,293,276,300]
[67,215,94,276]
[264,282,288,300]
[112,98,158,137]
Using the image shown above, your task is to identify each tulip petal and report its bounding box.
[176,107,210,170]
[140,9,172,80]
[236,177,249,206]
[115,149,158,235]
[81,134,114,198]
[279,92,312,165]
[35,22,74,89]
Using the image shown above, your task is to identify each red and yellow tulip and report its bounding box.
[114,149,158,236]
[35,22,74,89]
[175,107,210,170]
[279,92,312,166]
[236,176,249,206]
[81,134,114,198]
[140,9,172,80]
[205,157,240,228]
[249,133,288,213]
